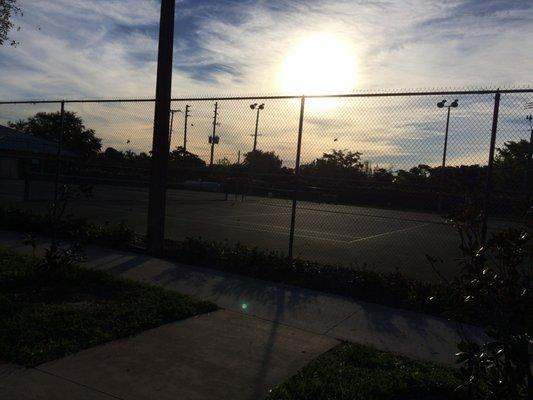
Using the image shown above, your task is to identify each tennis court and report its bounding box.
[1,179,468,281]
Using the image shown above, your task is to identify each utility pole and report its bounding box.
[147,0,175,255]
[169,109,181,148]
[209,102,219,166]
[237,150,241,165]
[183,104,190,151]
[250,103,265,151]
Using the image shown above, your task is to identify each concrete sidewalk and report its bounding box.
[0,230,485,399]
[1,311,336,400]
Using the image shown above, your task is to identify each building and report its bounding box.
[0,124,76,179]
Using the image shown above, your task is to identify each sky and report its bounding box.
[0,0,532,168]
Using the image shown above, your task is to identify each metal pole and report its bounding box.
[253,107,260,151]
[438,106,452,213]
[169,109,175,148]
[183,104,189,151]
[481,91,500,246]
[53,100,65,222]
[442,106,451,168]
[210,102,218,166]
[288,96,306,260]
[147,0,176,255]
[524,117,533,206]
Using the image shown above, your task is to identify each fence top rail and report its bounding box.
[0,88,532,105]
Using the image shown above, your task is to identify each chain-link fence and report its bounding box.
[1,89,532,281]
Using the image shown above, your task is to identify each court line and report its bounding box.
[346,223,430,243]
[46,202,432,245]
[169,216,359,243]
[167,214,429,245]
[74,202,357,243]
[254,199,446,226]
[200,211,292,220]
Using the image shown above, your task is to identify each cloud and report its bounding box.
[0,0,531,168]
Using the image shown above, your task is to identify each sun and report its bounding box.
[279,33,357,95]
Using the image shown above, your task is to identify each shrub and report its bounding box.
[443,206,532,399]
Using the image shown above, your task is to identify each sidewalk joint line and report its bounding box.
[323,309,360,336]
[34,367,126,400]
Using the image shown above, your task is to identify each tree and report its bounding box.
[395,164,435,187]
[103,147,124,161]
[243,150,283,174]
[217,157,231,166]
[301,149,364,178]
[169,146,206,169]
[1,0,21,46]
[371,167,394,183]
[9,111,102,159]
[123,150,137,161]
[494,139,532,192]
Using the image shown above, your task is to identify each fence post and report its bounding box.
[147,0,176,255]
[288,96,306,260]
[481,91,500,246]
[52,100,65,222]
[524,124,533,207]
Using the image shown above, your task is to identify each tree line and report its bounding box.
[8,111,532,198]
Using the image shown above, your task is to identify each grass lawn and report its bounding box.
[267,342,467,400]
[0,246,217,366]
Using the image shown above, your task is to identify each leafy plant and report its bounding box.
[40,241,86,272]
[448,205,532,399]
[50,182,93,228]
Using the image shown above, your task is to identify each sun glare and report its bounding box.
[279,33,357,95]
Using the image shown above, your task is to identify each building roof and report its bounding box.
[0,125,77,158]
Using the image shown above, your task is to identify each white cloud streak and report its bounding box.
[0,0,531,168]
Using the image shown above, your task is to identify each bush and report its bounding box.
[440,206,532,399]
[165,237,469,322]
[0,205,136,249]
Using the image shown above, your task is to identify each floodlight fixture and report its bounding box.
[250,102,266,151]
[436,98,460,170]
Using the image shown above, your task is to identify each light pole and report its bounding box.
[437,99,459,168]
[250,103,264,152]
